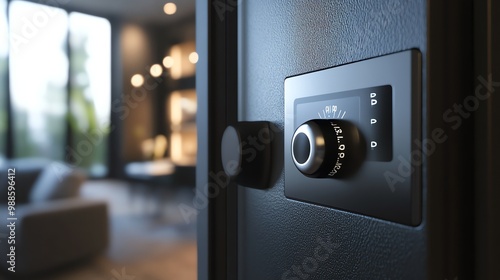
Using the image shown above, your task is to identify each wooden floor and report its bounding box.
[42,241,196,280]
[7,180,197,280]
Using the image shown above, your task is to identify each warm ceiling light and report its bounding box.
[169,91,182,125]
[150,64,163,77]
[163,3,177,15]
[163,56,174,68]
[188,52,199,64]
[131,74,144,87]
[169,45,182,80]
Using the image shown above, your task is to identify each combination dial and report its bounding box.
[291,119,365,178]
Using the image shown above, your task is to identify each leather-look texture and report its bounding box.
[238,0,426,279]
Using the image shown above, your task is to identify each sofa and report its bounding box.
[0,158,109,276]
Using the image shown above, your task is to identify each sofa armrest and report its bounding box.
[0,199,109,275]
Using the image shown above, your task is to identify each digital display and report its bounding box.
[295,96,360,126]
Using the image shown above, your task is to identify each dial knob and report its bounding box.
[291,119,365,178]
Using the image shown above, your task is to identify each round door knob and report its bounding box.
[291,119,365,178]
[221,121,273,189]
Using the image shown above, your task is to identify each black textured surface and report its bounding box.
[238,0,426,279]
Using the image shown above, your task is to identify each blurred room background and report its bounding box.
[0,0,197,279]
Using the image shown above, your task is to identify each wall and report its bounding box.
[119,18,196,162]
[120,23,156,161]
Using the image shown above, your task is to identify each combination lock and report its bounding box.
[284,50,421,226]
[291,119,365,178]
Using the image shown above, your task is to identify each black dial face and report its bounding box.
[291,119,365,178]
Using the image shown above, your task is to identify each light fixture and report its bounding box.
[163,3,177,15]
[188,52,199,64]
[163,56,174,68]
[131,74,144,87]
[150,64,163,77]
[170,45,182,80]
[169,91,182,125]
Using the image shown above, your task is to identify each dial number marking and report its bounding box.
[328,122,347,177]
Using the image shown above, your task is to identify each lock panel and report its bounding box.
[295,85,393,162]
[284,50,422,226]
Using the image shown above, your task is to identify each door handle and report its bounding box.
[221,121,273,189]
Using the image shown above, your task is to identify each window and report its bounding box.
[0,0,7,161]
[9,1,68,160]
[69,12,111,176]
[5,2,111,176]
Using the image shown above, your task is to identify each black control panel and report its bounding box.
[284,50,422,226]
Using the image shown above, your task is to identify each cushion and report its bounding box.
[0,158,49,204]
[29,162,87,203]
